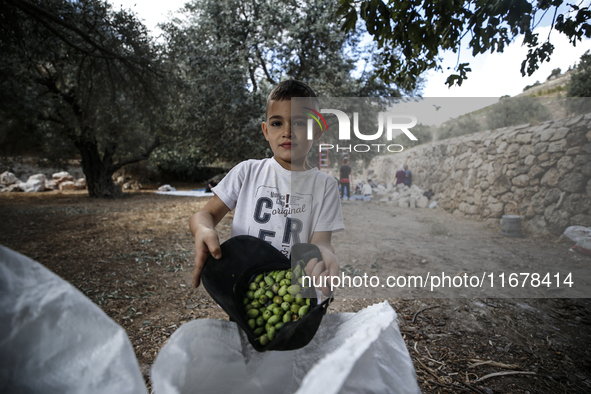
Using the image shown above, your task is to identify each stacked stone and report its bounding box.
[0,171,86,192]
[367,112,591,235]
[378,184,430,208]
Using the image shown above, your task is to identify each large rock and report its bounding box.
[558,172,586,193]
[540,168,560,187]
[487,202,504,218]
[59,181,85,191]
[562,193,590,214]
[524,215,547,235]
[570,214,591,227]
[546,209,571,235]
[52,171,75,184]
[24,174,47,193]
[1,171,17,185]
[45,179,59,190]
[511,174,529,187]
[416,196,429,208]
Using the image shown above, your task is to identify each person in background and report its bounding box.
[395,165,406,186]
[205,178,218,193]
[404,164,412,187]
[339,159,352,200]
[367,178,377,188]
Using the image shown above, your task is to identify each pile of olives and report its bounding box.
[243,265,309,346]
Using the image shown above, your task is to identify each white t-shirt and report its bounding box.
[212,157,344,258]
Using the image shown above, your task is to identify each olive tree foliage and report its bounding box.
[159,0,401,169]
[0,0,170,197]
[337,0,591,92]
[566,50,591,114]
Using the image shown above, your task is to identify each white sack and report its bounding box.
[0,246,148,394]
[152,302,420,394]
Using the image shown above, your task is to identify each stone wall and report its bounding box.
[366,112,591,235]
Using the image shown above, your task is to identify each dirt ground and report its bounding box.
[1,189,591,393]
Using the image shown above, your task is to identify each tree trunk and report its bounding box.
[74,135,123,199]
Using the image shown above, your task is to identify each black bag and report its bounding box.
[201,235,332,352]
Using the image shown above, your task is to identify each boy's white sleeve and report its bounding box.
[314,178,345,233]
[211,162,246,211]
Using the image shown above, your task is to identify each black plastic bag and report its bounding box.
[201,235,332,352]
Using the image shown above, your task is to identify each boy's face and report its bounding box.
[262,99,321,171]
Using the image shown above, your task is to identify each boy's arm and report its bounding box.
[189,195,230,288]
[308,231,340,296]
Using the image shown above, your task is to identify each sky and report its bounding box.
[109,0,591,101]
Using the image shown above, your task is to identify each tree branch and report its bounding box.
[254,44,275,84]
[109,137,160,173]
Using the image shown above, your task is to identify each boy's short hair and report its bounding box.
[266,80,319,116]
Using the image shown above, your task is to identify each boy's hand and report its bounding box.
[192,226,221,288]
[308,231,340,296]
[304,249,340,296]
[189,195,230,288]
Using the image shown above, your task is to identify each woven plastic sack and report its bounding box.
[151,301,420,394]
[0,245,147,394]
[563,226,591,255]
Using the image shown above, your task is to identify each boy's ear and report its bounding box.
[261,121,270,141]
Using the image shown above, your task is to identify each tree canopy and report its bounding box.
[337,0,591,92]
[1,0,171,197]
[159,0,401,170]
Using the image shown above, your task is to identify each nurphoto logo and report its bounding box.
[306,108,419,153]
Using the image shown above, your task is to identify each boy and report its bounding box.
[190,80,343,295]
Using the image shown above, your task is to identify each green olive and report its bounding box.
[245,304,253,312]
[256,316,265,327]
[254,273,264,283]
[246,309,259,318]
[295,293,304,305]
[243,297,250,305]
[254,327,264,336]
[283,312,292,323]
[283,294,294,303]
[263,310,273,321]
[265,290,274,299]
[259,334,269,346]
[298,305,309,317]
[248,319,256,329]
[273,307,284,316]
[278,285,287,297]
[253,288,264,299]
[275,271,285,282]
[290,304,301,314]
[251,300,261,309]
[288,285,301,295]
[281,302,290,311]
[280,279,290,286]
[249,282,258,291]
[285,271,292,280]
[267,315,280,325]
[264,276,275,286]
[275,322,284,331]
[306,298,311,306]
[246,291,255,300]
[259,280,266,288]
[267,325,276,337]
[273,295,283,304]
[271,283,280,294]
[259,295,268,304]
